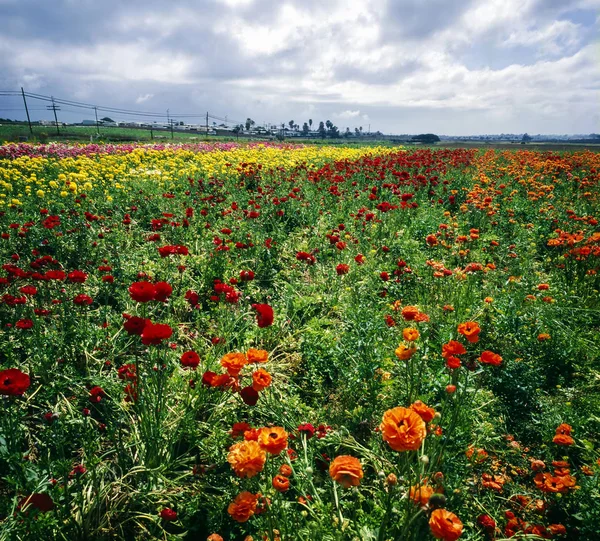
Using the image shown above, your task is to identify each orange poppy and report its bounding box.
[380,407,427,452]
[220,352,247,376]
[401,306,420,320]
[410,400,435,423]
[258,427,288,455]
[252,369,272,391]
[247,348,268,363]
[227,440,266,478]
[329,455,364,488]
[272,474,290,492]
[403,328,420,341]
[429,508,463,541]
[395,344,417,361]
[457,321,480,343]
[227,491,259,522]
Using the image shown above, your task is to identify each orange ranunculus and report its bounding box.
[457,321,480,343]
[429,508,463,541]
[403,328,420,342]
[401,306,420,320]
[220,352,247,376]
[329,455,364,488]
[252,369,272,391]
[380,407,427,452]
[395,344,417,361]
[553,423,574,446]
[410,400,435,423]
[272,474,290,492]
[258,427,288,455]
[227,491,259,522]
[409,483,434,505]
[442,340,466,359]
[227,440,266,478]
[247,348,268,363]
[533,473,568,493]
[479,350,502,366]
[279,464,293,477]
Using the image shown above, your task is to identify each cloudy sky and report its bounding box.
[0,0,599,134]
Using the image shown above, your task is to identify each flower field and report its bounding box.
[0,142,599,540]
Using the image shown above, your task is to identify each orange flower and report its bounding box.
[272,474,290,492]
[220,352,247,376]
[429,508,463,541]
[258,427,288,455]
[227,491,259,522]
[457,321,480,343]
[479,350,502,366]
[227,440,266,478]
[279,464,293,477]
[395,344,417,361]
[442,340,466,359]
[252,369,272,391]
[537,333,551,341]
[247,348,268,363]
[553,423,574,446]
[533,473,568,493]
[403,328,420,341]
[410,400,435,423]
[401,306,420,320]
[409,483,434,505]
[380,407,427,452]
[207,535,224,541]
[329,455,364,488]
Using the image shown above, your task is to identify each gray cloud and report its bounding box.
[0,0,598,134]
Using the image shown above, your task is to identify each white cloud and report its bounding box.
[136,93,154,104]
[336,110,361,119]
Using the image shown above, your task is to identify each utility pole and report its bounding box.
[47,97,60,135]
[166,109,170,128]
[206,112,209,137]
[170,119,174,139]
[94,106,100,135]
[21,88,33,135]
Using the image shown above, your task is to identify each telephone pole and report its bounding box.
[94,106,100,135]
[206,112,209,137]
[46,97,60,135]
[21,87,33,135]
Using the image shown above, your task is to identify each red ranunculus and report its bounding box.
[140,322,173,345]
[73,294,93,306]
[18,493,55,513]
[252,304,273,328]
[240,386,259,406]
[129,281,155,303]
[181,351,200,369]
[153,281,173,302]
[123,315,150,335]
[159,508,178,521]
[0,368,30,396]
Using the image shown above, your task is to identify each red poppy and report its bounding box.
[0,368,30,395]
[240,386,259,406]
[89,386,106,404]
[140,322,173,345]
[479,350,502,366]
[252,304,273,328]
[159,508,178,521]
[68,270,88,283]
[73,294,93,306]
[181,351,200,369]
[16,319,33,329]
[17,493,55,513]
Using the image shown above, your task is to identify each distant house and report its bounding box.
[81,120,97,126]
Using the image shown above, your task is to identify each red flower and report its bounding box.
[140,322,173,345]
[159,508,178,521]
[240,386,260,406]
[73,294,93,306]
[16,319,33,329]
[240,270,255,281]
[336,264,349,275]
[0,368,30,396]
[181,351,200,369]
[153,281,173,302]
[129,281,155,303]
[297,423,316,439]
[89,386,105,403]
[479,350,502,366]
[123,315,150,335]
[185,290,200,307]
[252,304,273,328]
[17,493,55,514]
[68,270,88,283]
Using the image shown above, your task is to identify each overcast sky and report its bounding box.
[1,0,599,135]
